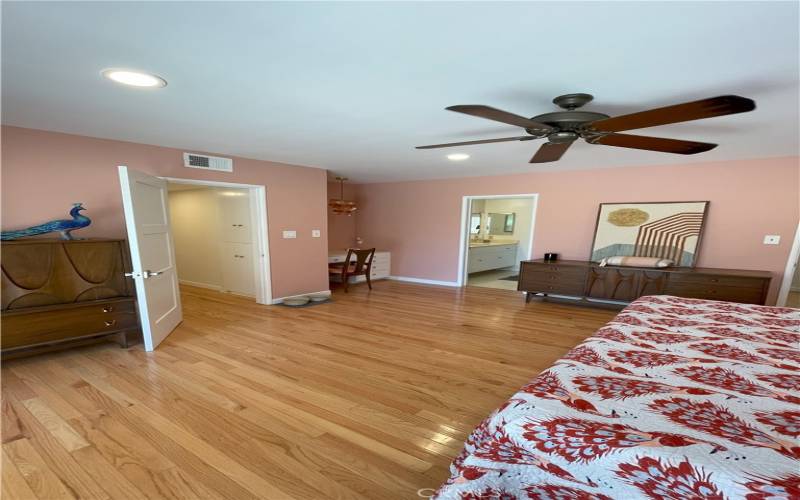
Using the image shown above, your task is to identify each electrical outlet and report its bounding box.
[282,230,297,239]
[763,235,780,245]
[311,229,321,238]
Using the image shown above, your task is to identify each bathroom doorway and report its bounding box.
[457,194,538,290]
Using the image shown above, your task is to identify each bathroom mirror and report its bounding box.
[488,212,515,235]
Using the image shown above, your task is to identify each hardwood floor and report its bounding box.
[2,281,617,499]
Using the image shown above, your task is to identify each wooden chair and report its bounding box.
[328,248,375,292]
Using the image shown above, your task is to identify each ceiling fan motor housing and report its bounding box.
[526,93,610,140]
[527,111,610,135]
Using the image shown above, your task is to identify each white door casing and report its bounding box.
[118,166,183,350]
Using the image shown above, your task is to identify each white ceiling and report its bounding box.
[2,2,798,183]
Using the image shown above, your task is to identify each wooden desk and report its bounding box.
[329,250,391,282]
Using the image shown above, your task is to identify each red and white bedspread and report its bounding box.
[435,295,800,500]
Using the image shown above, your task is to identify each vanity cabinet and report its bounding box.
[468,244,518,273]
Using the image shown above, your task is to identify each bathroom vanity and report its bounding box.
[467,242,518,274]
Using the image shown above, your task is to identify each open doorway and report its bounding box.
[458,194,538,290]
[164,178,271,305]
[777,221,800,307]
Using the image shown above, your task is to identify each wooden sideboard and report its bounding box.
[518,259,771,305]
[1,239,139,358]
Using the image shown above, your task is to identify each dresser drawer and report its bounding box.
[1,299,138,349]
[666,273,766,288]
[520,263,588,283]
[664,281,765,304]
[518,262,588,295]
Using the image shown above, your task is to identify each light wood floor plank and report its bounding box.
[1,281,615,498]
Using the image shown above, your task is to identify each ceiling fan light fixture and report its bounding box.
[447,153,470,161]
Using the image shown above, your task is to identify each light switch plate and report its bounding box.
[282,230,297,239]
[311,229,321,238]
[763,235,780,245]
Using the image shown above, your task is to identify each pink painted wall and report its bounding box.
[354,157,800,304]
[327,181,357,250]
[1,126,330,299]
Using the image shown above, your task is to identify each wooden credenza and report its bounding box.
[518,259,771,305]
[1,239,139,358]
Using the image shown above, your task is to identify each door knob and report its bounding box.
[143,270,163,278]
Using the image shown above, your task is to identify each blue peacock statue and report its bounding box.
[1,203,92,241]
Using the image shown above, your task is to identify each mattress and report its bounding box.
[434,295,800,499]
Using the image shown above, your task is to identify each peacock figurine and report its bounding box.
[1,203,91,241]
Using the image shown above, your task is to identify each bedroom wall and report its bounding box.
[354,156,800,304]
[1,126,330,299]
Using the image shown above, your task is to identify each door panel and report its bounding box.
[223,242,255,297]
[220,191,252,243]
[118,166,182,351]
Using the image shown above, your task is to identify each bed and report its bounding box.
[434,295,800,500]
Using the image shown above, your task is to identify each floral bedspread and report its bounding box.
[435,295,800,500]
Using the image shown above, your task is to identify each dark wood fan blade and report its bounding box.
[530,141,572,163]
[446,105,555,132]
[587,133,717,154]
[416,136,535,149]
[585,95,755,133]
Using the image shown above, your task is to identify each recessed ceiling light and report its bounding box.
[447,153,470,161]
[102,69,167,88]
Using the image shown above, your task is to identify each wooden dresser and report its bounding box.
[518,259,771,305]
[1,239,139,358]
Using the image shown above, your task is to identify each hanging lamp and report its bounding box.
[328,176,357,216]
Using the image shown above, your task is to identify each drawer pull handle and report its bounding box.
[104,320,117,327]
[102,306,114,313]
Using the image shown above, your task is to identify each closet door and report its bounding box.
[220,193,252,243]
[222,242,255,297]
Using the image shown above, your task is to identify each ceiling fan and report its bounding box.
[416,93,755,163]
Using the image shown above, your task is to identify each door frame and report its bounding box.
[161,177,272,305]
[457,193,539,287]
[776,220,800,306]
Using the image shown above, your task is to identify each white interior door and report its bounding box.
[118,166,182,351]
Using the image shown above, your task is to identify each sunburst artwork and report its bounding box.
[590,202,709,267]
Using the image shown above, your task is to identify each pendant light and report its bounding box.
[328,176,357,216]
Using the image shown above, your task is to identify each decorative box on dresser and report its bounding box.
[518,259,771,305]
[1,239,140,358]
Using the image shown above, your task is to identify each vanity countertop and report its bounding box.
[469,241,518,249]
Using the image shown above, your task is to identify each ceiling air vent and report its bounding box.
[183,152,233,172]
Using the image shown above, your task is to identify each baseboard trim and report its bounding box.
[272,289,331,305]
[388,276,460,287]
[179,280,223,292]
[791,286,800,292]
